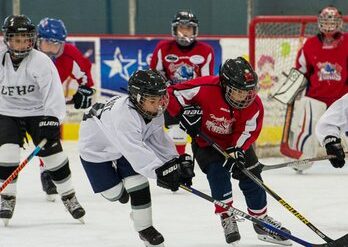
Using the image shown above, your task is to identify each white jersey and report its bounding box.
[0,48,66,122]
[316,93,348,146]
[78,96,178,179]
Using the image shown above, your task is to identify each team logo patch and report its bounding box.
[189,55,205,64]
[317,62,342,81]
[165,54,179,63]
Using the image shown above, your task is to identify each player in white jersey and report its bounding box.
[79,69,194,247]
[315,93,347,168]
[0,15,85,226]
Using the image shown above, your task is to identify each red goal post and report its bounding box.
[249,16,348,156]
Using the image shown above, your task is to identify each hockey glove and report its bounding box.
[223,147,246,176]
[155,158,181,192]
[178,154,195,187]
[72,85,95,109]
[324,136,345,168]
[38,116,60,148]
[179,105,203,138]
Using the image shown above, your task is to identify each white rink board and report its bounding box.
[0,141,347,247]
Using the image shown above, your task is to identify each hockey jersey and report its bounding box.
[150,40,214,84]
[78,96,178,179]
[0,48,66,122]
[296,33,348,106]
[167,76,264,151]
[316,93,348,146]
[54,43,94,87]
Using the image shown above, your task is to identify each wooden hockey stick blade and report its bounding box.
[180,184,346,247]
[259,151,348,171]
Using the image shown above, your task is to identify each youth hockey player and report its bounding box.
[274,5,348,172]
[36,17,96,200]
[166,57,291,246]
[0,15,85,226]
[78,69,194,247]
[150,10,214,155]
[316,93,347,168]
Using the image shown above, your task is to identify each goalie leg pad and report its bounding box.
[283,96,326,162]
[0,144,20,195]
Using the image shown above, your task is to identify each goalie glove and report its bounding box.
[72,85,96,109]
[179,105,203,138]
[323,136,345,168]
[271,68,307,104]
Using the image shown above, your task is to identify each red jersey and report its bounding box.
[295,33,348,106]
[150,40,214,84]
[167,76,264,151]
[54,43,94,88]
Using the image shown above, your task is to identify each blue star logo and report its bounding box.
[103,47,137,81]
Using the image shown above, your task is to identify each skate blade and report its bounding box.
[78,217,85,224]
[2,218,9,227]
[257,235,292,246]
[144,241,165,247]
[46,194,56,202]
[229,240,240,246]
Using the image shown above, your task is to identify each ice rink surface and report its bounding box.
[0,141,347,247]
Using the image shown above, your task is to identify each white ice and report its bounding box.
[0,141,347,247]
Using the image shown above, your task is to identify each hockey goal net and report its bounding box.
[249,16,348,157]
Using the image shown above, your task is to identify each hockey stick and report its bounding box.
[0,139,47,193]
[250,152,348,172]
[180,184,348,247]
[197,131,348,244]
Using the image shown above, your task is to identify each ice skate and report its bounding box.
[0,195,16,226]
[61,192,86,223]
[139,226,165,247]
[41,171,58,202]
[253,215,292,246]
[220,213,241,245]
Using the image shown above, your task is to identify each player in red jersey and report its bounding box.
[36,18,96,200]
[275,6,348,172]
[150,10,215,155]
[167,57,291,246]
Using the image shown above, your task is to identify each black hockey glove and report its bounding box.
[324,136,345,168]
[72,85,95,109]
[223,147,246,177]
[178,154,195,187]
[179,105,203,138]
[155,158,181,192]
[38,116,60,148]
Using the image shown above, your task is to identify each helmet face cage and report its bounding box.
[131,91,169,119]
[318,6,343,34]
[2,15,36,58]
[128,70,169,119]
[171,11,198,46]
[224,85,257,109]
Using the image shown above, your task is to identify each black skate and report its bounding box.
[254,215,292,246]
[220,213,241,244]
[0,195,16,226]
[119,189,129,204]
[41,171,58,202]
[61,192,86,223]
[139,226,165,247]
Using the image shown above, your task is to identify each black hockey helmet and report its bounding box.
[219,57,259,109]
[2,15,36,58]
[171,10,198,46]
[128,69,169,119]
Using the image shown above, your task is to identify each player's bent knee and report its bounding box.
[101,183,124,202]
